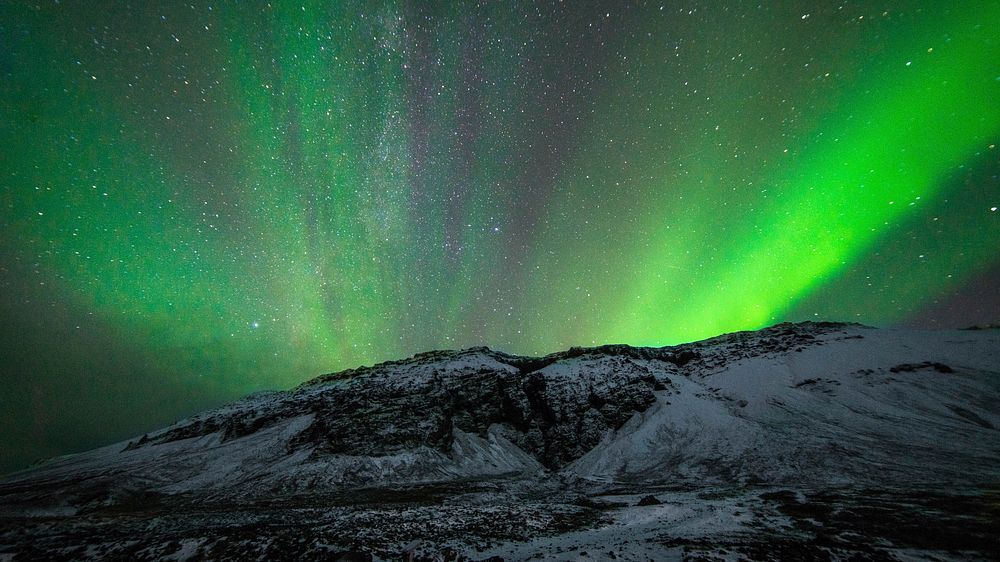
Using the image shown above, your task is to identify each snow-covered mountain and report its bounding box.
[2,322,998,561]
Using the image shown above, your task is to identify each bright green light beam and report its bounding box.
[616,4,1000,343]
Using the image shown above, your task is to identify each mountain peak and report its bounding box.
[2,323,997,560]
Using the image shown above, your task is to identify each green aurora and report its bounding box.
[1,1,998,471]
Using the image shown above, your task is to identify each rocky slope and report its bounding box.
[1,322,999,561]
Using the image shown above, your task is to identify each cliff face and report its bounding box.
[2,322,999,561]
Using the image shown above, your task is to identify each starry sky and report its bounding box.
[1,1,998,473]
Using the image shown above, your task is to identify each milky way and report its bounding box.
[1,1,998,471]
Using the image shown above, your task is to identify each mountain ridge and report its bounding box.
[304,320,863,386]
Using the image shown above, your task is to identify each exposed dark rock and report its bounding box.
[889,362,954,374]
[636,495,661,506]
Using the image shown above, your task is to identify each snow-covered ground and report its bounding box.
[1,322,998,560]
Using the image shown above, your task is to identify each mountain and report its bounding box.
[1,322,998,561]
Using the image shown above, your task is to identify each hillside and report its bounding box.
[1,322,998,561]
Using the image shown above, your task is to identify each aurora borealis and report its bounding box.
[1,1,998,472]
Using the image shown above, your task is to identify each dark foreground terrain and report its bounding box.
[3,484,999,561]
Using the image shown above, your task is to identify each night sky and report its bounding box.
[2,1,998,473]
